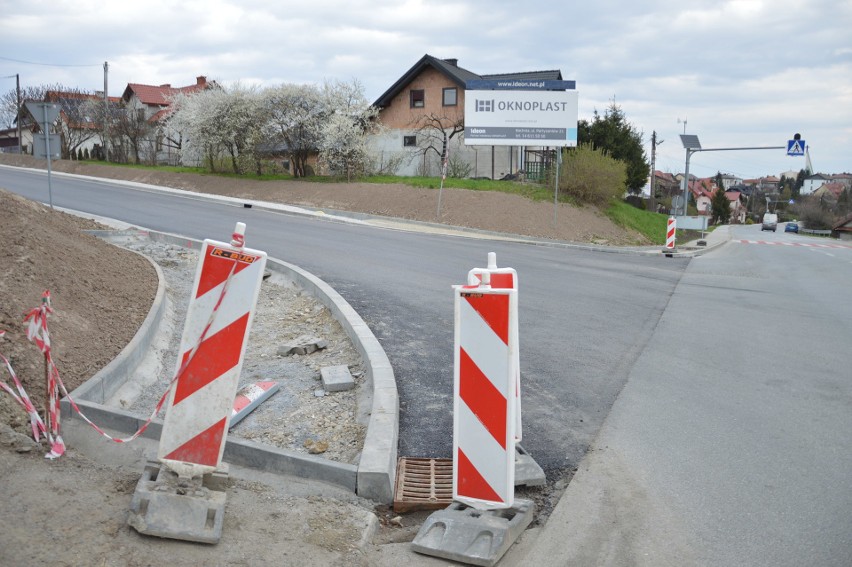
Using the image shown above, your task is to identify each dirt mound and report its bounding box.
[0,189,156,432]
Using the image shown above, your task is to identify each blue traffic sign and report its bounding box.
[787,139,806,156]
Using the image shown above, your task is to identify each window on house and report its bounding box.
[442,87,457,107]
[410,89,425,108]
[403,135,417,147]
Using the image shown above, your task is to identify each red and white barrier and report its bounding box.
[665,216,677,250]
[230,380,279,428]
[158,223,267,478]
[453,271,518,510]
[466,252,522,442]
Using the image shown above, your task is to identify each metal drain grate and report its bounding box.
[393,457,453,513]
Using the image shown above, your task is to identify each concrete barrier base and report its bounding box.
[410,498,535,566]
[514,444,546,487]
[127,461,228,544]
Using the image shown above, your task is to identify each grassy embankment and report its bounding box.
[77,161,681,244]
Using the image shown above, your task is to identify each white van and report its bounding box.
[761,213,778,232]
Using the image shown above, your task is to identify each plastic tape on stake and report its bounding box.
[453,279,517,510]
[467,252,522,443]
[158,227,267,478]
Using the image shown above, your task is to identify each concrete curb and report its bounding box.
[60,227,397,503]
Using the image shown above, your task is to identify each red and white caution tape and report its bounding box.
[3,262,239,456]
[22,291,65,458]
[0,330,49,443]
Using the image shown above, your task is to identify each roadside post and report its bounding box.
[24,101,60,209]
[411,263,534,566]
[664,215,677,256]
[127,222,267,543]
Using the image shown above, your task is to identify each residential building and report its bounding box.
[812,182,844,203]
[719,173,743,190]
[832,214,852,241]
[690,178,716,214]
[372,54,565,179]
[120,76,214,165]
[829,173,852,190]
[725,190,747,223]
[801,173,831,195]
[44,90,122,159]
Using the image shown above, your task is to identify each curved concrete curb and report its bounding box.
[61,228,398,503]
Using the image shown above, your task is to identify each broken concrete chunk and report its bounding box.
[320,365,355,392]
[276,335,328,356]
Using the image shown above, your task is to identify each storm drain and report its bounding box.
[393,457,453,513]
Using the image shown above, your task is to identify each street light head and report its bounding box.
[680,134,701,150]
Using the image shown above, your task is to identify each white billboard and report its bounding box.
[464,90,578,147]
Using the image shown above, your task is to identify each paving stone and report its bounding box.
[321,365,355,392]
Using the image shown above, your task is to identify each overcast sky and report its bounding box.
[2,0,850,180]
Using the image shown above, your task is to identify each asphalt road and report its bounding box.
[523,223,852,566]
[0,166,686,478]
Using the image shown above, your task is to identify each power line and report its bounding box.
[0,56,100,68]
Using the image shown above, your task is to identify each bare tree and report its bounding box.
[44,90,102,159]
[410,112,464,176]
[0,83,68,129]
[111,98,155,164]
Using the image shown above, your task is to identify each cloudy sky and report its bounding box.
[1,0,850,179]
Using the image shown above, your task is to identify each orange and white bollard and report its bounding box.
[467,252,521,442]
[664,215,677,252]
[453,271,518,510]
[157,222,267,478]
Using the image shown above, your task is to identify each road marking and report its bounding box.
[735,240,851,249]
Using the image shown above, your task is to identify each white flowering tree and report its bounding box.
[169,84,264,174]
[317,79,384,180]
[261,83,326,177]
[168,78,384,178]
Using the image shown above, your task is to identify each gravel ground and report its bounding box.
[102,232,367,464]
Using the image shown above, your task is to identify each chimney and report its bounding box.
[443,58,458,67]
[197,76,207,86]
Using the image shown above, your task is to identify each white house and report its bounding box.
[801,173,830,195]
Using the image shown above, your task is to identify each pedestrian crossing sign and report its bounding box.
[787,139,805,156]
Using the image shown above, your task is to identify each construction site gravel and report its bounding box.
[106,234,367,464]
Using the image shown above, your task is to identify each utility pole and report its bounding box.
[103,61,109,161]
[649,131,662,213]
[16,73,22,154]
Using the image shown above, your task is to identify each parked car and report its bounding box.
[785,222,799,233]
[761,213,778,232]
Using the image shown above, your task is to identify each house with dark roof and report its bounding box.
[43,90,122,159]
[371,54,564,178]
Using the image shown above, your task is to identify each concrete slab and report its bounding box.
[127,461,227,544]
[321,365,355,392]
[410,498,535,566]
